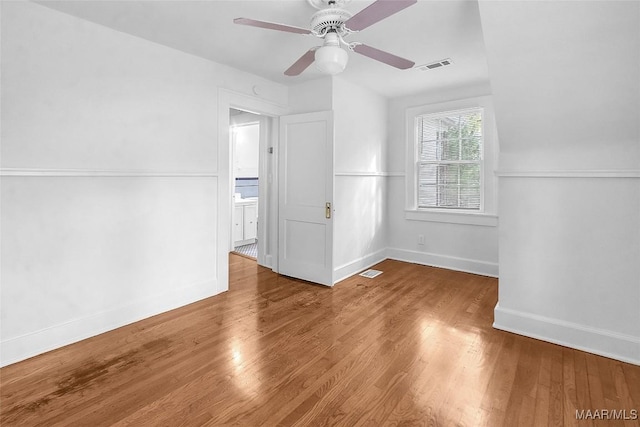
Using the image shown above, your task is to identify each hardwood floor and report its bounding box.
[1,255,639,426]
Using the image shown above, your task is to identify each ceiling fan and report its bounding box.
[234,0,417,76]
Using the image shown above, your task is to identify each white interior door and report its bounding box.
[278,111,334,286]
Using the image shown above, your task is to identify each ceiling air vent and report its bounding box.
[417,58,453,71]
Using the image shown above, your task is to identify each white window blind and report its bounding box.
[416,108,483,210]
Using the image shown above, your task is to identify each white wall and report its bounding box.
[386,84,499,277]
[288,77,333,115]
[0,2,287,366]
[232,121,260,179]
[332,77,388,282]
[479,0,640,364]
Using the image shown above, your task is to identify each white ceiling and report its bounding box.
[35,0,490,98]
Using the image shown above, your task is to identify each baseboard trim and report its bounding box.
[494,304,640,366]
[386,247,498,278]
[263,254,273,269]
[333,249,388,284]
[0,278,222,367]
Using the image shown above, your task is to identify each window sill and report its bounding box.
[405,209,498,227]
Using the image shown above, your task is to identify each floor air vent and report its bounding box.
[359,269,383,279]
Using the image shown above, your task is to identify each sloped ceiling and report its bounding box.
[478,0,640,170]
[35,0,489,98]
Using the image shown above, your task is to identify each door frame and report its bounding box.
[217,89,287,291]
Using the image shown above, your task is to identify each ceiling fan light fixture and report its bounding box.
[315,45,348,74]
[315,32,349,75]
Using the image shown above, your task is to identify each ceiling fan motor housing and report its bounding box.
[310,8,353,36]
[307,0,351,10]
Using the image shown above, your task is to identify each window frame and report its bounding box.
[415,107,485,211]
[405,96,497,226]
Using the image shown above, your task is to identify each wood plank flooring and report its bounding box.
[1,255,639,426]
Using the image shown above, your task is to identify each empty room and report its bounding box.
[1,0,638,425]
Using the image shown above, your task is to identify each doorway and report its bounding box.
[226,108,335,286]
[217,89,287,292]
[228,107,275,268]
[229,109,260,260]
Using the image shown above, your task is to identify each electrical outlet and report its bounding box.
[418,234,425,245]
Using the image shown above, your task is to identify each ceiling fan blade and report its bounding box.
[234,18,311,35]
[353,44,415,69]
[345,0,417,31]
[284,48,318,76]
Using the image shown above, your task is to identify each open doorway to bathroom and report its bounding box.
[229,108,262,261]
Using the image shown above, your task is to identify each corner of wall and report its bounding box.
[1,278,221,367]
[494,303,640,366]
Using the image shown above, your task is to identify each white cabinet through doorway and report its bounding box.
[234,199,258,246]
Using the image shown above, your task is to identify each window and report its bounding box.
[405,96,497,226]
[416,108,483,210]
